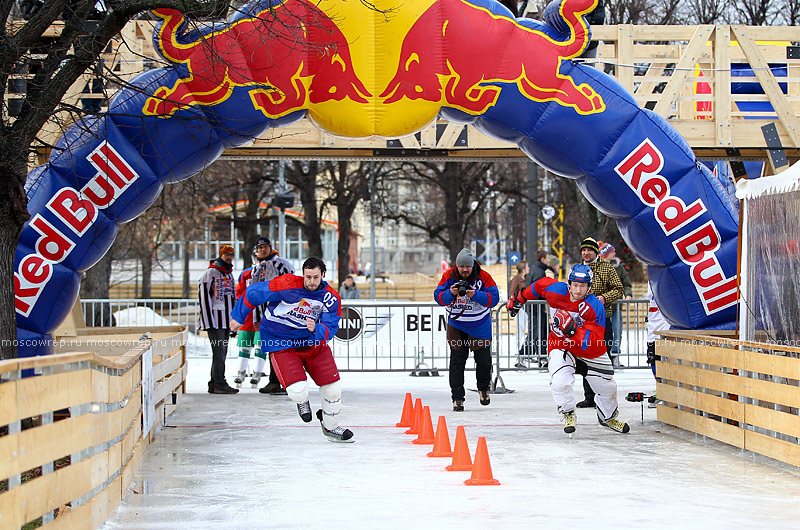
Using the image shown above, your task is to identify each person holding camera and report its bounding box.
[434,248,499,412]
[506,263,630,437]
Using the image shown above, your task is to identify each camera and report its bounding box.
[453,280,470,297]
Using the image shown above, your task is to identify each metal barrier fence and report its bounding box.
[81,298,650,372]
[495,299,650,370]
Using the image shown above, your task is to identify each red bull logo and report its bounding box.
[142,0,605,136]
[380,0,605,115]
[143,0,370,119]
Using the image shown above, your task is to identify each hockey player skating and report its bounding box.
[507,264,630,437]
[229,257,354,443]
[234,237,294,391]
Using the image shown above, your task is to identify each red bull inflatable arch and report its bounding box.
[15,0,740,355]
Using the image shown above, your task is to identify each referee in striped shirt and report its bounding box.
[199,245,238,394]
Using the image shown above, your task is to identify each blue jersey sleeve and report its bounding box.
[230,281,282,325]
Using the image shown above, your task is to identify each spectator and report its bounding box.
[509,260,529,365]
[340,275,361,300]
[249,237,295,394]
[434,248,499,412]
[234,236,294,393]
[199,245,238,394]
[524,250,552,366]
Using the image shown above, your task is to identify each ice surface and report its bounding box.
[100,361,800,529]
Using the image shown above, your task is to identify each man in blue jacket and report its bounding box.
[229,257,354,443]
[434,248,499,411]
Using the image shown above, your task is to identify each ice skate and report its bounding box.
[297,400,313,423]
[598,411,630,433]
[316,409,354,443]
[479,391,490,406]
[233,370,247,388]
[249,371,264,388]
[648,394,658,409]
[561,410,577,438]
[453,400,464,412]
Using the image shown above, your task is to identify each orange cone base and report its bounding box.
[465,477,501,485]
[427,449,454,457]
[445,463,473,471]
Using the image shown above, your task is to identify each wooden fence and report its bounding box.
[656,330,800,467]
[0,326,187,529]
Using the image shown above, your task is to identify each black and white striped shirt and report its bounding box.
[252,254,295,323]
[198,264,236,330]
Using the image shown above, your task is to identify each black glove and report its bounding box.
[506,291,524,317]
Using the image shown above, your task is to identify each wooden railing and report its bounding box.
[656,330,800,467]
[0,325,187,529]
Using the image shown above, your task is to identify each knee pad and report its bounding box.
[254,350,267,361]
[285,380,309,404]
[319,380,342,403]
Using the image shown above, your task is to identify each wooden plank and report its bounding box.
[744,349,800,380]
[0,370,92,426]
[657,382,744,422]
[92,368,110,404]
[744,402,800,438]
[657,361,742,395]
[151,348,183,382]
[715,25,732,147]
[658,341,742,368]
[745,429,800,467]
[0,487,21,529]
[658,405,744,448]
[436,122,466,148]
[419,120,437,148]
[653,26,714,117]
[733,25,800,146]
[658,360,800,408]
[616,25,634,94]
[154,365,185,405]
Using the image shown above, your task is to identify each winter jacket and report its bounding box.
[198,259,235,330]
[433,262,499,340]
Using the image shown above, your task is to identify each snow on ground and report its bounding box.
[100,361,800,530]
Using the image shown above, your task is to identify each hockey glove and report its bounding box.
[506,291,525,317]
[552,309,577,338]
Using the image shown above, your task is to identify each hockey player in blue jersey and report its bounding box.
[229,257,354,443]
[434,248,499,412]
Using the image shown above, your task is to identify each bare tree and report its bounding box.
[685,0,731,23]
[731,0,776,24]
[319,161,377,284]
[2,0,234,358]
[284,161,324,259]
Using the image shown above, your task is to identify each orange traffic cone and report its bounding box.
[412,406,436,444]
[405,398,423,435]
[464,437,500,485]
[427,416,453,457]
[445,426,472,471]
[396,393,414,428]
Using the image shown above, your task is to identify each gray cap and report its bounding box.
[455,248,474,267]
